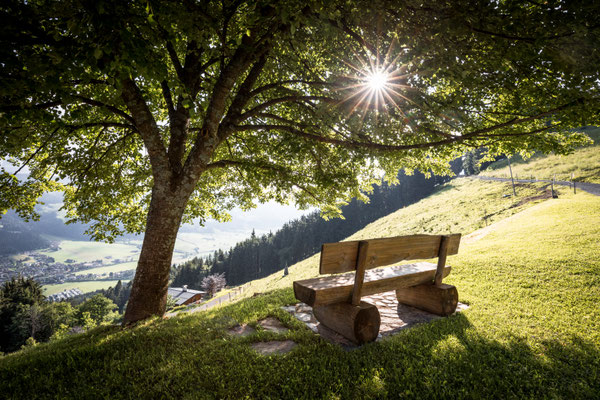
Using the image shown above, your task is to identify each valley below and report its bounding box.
[0,231,251,295]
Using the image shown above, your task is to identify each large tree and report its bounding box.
[1,0,598,324]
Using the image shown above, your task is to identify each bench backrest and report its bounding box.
[319,234,461,274]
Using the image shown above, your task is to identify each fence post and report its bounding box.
[507,155,517,196]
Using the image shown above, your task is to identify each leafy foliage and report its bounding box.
[1,0,597,322]
[0,277,120,353]
[200,273,227,298]
[165,295,177,310]
[0,0,597,234]
[0,277,75,352]
[75,294,118,326]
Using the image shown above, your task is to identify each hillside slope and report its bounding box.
[242,178,563,295]
[480,133,600,183]
[1,178,598,399]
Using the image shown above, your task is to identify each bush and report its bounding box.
[201,273,226,297]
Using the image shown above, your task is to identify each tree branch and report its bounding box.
[463,98,585,137]
[205,158,324,202]
[256,112,317,128]
[160,80,175,118]
[218,55,268,137]
[183,26,278,182]
[77,130,137,180]
[65,122,137,131]
[248,79,330,98]
[239,95,337,122]
[322,16,377,56]
[13,127,60,175]
[120,78,171,175]
[72,95,135,124]
[0,101,62,112]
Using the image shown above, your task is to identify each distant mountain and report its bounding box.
[0,192,89,255]
[0,190,311,257]
[0,212,51,255]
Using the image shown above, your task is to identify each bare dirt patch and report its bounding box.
[250,340,297,355]
[227,324,256,337]
[257,317,289,333]
[516,188,553,207]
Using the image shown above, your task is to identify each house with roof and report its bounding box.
[167,285,205,306]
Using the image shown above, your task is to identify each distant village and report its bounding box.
[0,250,136,286]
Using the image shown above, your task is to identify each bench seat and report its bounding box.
[293,262,451,307]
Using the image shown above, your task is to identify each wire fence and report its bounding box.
[476,175,592,196]
[190,283,250,312]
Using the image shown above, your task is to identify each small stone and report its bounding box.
[380,317,398,324]
[306,323,319,333]
[251,340,297,355]
[281,305,296,313]
[258,317,289,333]
[296,304,312,313]
[294,312,313,323]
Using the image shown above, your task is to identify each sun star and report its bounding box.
[366,70,389,91]
[335,41,412,115]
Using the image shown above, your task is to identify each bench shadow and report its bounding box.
[350,312,600,398]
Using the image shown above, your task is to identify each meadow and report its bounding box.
[2,175,597,398]
[37,231,243,293]
[43,280,130,295]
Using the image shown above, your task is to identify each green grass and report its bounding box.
[42,280,129,295]
[481,141,600,183]
[1,180,598,399]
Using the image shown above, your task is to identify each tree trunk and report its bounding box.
[122,185,188,325]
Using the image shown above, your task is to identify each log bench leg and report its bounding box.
[313,301,380,344]
[396,284,458,316]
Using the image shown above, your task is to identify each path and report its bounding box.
[165,285,247,317]
[474,176,600,196]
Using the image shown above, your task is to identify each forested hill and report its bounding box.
[0,212,51,255]
[171,163,460,288]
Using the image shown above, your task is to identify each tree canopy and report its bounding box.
[1,0,598,323]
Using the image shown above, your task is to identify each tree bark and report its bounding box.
[122,184,188,325]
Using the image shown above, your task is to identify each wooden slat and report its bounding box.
[319,234,461,274]
[294,262,452,307]
[351,241,371,306]
[434,235,450,285]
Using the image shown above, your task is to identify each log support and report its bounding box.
[396,283,458,316]
[313,301,380,344]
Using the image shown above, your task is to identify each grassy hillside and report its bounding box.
[1,180,599,399]
[480,128,600,183]
[242,178,559,295]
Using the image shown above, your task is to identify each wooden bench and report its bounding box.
[293,233,461,344]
